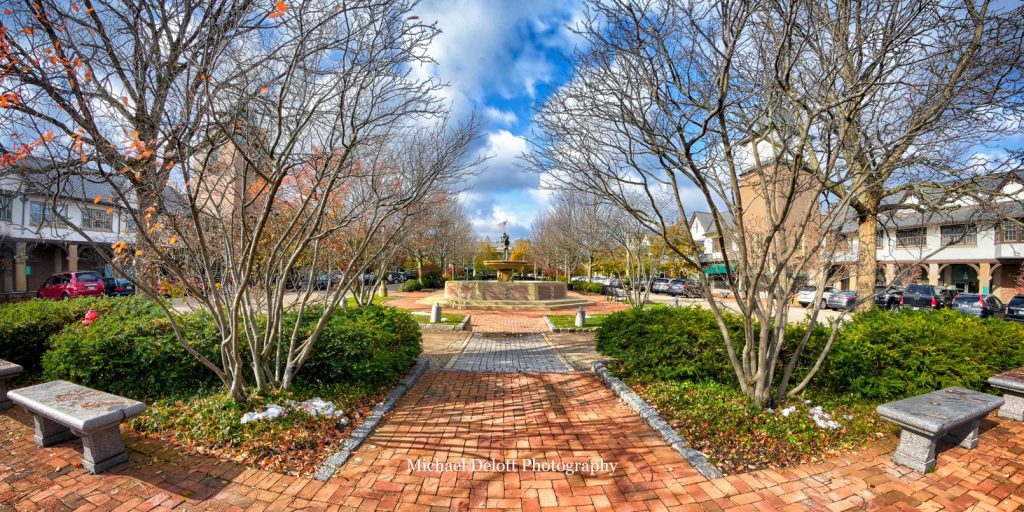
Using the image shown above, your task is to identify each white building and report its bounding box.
[0,159,138,294]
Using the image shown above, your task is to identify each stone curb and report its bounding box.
[418,314,471,331]
[591,360,724,479]
[313,358,431,481]
[542,315,593,333]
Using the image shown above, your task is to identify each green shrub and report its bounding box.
[570,281,606,294]
[0,297,121,374]
[597,306,741,382]
[421,270,445,289]
[42,300,221,401]
[400,279,423,292]
[300,305,421,387]
[822,309,1024,400]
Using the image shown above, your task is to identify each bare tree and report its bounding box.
[778,0,1023,308]
[529,0,876,406]
[2,0,482,400]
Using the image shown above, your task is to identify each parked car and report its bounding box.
[825,290,857,310]
[796,285,838,308]
[667,279,704,297]
[951,293,1005,319]
[874,286,903,310]
[651,278,671,294]
[1004,295,1024,322]
[899,284,953,310]
[299,272,341,290]
[386,271,407,284]
[606,278,623,289]
[102,277,135,297]
[36,271,105,300]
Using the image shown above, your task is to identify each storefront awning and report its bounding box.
[704,263,732,275]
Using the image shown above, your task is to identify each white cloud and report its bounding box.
[483,107,518,126]
[472,130,534,192]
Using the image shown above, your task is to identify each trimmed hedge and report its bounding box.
[300,305,422,387]
[596,305,1024,401]
[0,297,114,374]
[42,299,221,401]
[400,279,424,292]
[571,281,606,295]
[822,309,1024,400]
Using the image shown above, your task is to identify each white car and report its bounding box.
[796,285,838,308]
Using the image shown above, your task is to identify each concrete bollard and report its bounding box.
[674,296,679,308]
[575,307,586,328]
[430,302,442,324]
[379,280,388,298]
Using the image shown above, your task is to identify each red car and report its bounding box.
[36,271,106,300]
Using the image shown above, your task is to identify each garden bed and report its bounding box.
[621,375,893,474]
[129,382,391,476]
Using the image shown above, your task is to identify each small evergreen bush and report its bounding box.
[42,300,221,400]
[0,297,119,374]
[300,305,421,387]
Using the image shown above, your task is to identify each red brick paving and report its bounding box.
[469,315,550,333]
[4,372,1024,510]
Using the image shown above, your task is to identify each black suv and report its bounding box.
[900,284,954,310]
[1005,295,1024,322]
[873,285,902,310]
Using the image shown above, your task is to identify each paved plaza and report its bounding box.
[2,304,1023,510]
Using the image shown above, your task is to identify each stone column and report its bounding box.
[14,243,27,292]
[67,244,78,272]
[928,263,940,286]
[884,263,896,285]
[979,262,991,295]
[53,247,63,273]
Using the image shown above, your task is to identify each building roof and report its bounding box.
[690,211,734,232]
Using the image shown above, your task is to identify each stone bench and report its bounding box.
[0,359,24,410]
[988,368,1024,421]
[9,380,146,474]
[876,387,1002,473]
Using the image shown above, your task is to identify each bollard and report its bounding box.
[674,296,679,308]
[575,307,586,328]
[430,302,442,323]
[379,279,388,298]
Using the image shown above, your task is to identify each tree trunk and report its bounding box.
[854,211,878,311]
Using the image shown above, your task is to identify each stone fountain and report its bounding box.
[438,230,592,310]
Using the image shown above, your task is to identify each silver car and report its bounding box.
[825,291,857,310]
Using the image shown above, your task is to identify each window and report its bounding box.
[940,224,976,246]
[121,213,137,233]
[30,202,67,227]
[1001,220,1024,243]
[876,230,884,248]
[83,208,113,231]
[896,227,927,248]
[0,192,13,222]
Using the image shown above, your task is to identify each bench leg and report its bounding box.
[80,425,129,474]
[0,379,11,410]
[32,415,75,447]
[997,390,1024,421]
[942,419,980,449]
[891,429,937,473]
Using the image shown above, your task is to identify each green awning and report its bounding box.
[704,264,731,275]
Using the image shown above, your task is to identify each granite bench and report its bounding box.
[988,368,1024,421]
[8,380,146,474]
[876,387,1003,473]
[0,359,24,410]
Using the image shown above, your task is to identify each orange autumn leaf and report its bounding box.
[23,28,34,35]
[168,236,177,245]
[105,207,113,214]
[268,1,286,18]
[259,86,270,94]
[92,194,102,204]
[42,131,53,142]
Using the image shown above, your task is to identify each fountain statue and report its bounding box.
[432,227,593,310]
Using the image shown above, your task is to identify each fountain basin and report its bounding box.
[440,280,594,311]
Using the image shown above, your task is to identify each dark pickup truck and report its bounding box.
[900,284,955,310]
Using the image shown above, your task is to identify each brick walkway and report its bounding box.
[3,383,1024,509]
[447,334,569,373]
[470,314,549,333]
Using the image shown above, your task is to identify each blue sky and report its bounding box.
[411,0,585,241]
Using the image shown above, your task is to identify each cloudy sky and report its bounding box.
[411,0,585,241]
